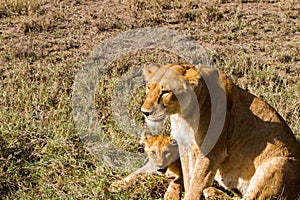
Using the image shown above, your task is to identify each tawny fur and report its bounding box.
[141,63,300,200]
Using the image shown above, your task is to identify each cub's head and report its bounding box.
[141,63,200,128]
[140,131,179,173]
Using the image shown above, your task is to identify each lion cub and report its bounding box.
[109,131,183,200]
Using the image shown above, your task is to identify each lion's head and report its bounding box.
[141,63,200,128]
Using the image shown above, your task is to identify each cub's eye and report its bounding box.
[162,151,170,158]
[151,151,156,157]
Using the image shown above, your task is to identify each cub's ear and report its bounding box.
[143,64,160,81]
[184,68,200,87]
[139,131,153,145]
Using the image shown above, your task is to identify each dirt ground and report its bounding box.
[0,0,299,199]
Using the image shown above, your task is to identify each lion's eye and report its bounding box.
[161,90,170,97]
[158,90,170,103]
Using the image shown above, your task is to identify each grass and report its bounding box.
[0,0,42,18]
[0,0,299,199]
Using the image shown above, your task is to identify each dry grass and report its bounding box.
[0,0,299,199]
[0,0,42,18]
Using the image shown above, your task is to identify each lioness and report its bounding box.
[109,131,183,200]
[141,63,300,200]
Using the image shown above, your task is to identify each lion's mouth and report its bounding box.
[146,111,166,122]
[147,114,165,122]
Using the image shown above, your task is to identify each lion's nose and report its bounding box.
[157,164,164,169]
[142,111,150,116]
[141,108,152,116]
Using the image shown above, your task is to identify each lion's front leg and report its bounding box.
[183,156,217,200]
[178,145,193,192]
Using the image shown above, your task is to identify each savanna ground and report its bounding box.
[0,0,299,199]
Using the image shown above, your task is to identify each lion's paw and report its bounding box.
[203,187,233,200]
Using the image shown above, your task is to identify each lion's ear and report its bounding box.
[143,64,160,81]
[184,68,200,86]
[200,67,231,94]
